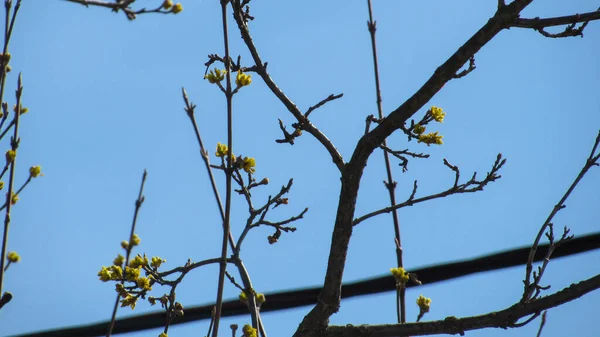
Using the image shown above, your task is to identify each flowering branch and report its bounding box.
[64,0,183,20]
[106,170,147,337]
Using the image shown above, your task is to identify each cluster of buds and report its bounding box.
[411,106,446,146]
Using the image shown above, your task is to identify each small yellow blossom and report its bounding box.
[255,293,266,305]
[98,266,112,282]
[11,193,18,205]
[110,265,123,279]
[430,106,445,123]
[239,290,248,303]
[417,132,443,146]
[0,52,11,63]
[241,157,256,174]
[115,283,129,298]
[0,181,3,190]
[121,240,129,250]
[137,277,152,291]
[236,70,252,87]
[216,142,229,157]
[6,251,20,263]
[124,266,141,281]
[113,254,125,266]
[162,0,173,10]
[172,3,183,14]
[242,324,257,337]
[416,295,431,313]
[205,68,226,84]
[151,256,166,269]
[390,267,410,286]
[174,302,184,316]
[413,124,426,135]
[131,234,141,246]
[129,254,149,268]
[159,333,168,337]
[13,104,28,115]
[121,295,137,310]
[29,165,43,178]
[5,150,15,163]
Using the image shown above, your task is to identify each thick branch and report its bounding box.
[513,9,600,29]
[295,2,535,334]
[323,273,600,337]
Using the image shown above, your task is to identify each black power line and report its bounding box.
[11,232,600,337]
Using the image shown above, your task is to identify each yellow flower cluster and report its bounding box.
[215,143,255,173]
[113,254,125,266]
[239,290,266,305]
[416,294,431,313]
[129,254,149,269]
[10,192,18,205]
[418,132,443,146]
[137,277,152,291]
[413,124,426,135]
[98,265,123,282]
[5,150,15,163]
[13,104,28,115]
[430,106,445,122]
[124,266,141,281]
[6,251,20,263]
[242,324,258,337]
[216,142,229,157]
[205,68,226,84]
[390,267,409,286]
[121,294,137,310]
[151,256,167,268]
[172,3,183,14]
[29,165,43,178]
[121,234,142,250]
[242,157,256,174]
[236,70,252,87]
[162,1,183,13]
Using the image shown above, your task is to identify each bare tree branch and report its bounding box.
[323,273,600,337]
[522,130,600,301]
[229,2,345,172]
[353,154,505,226]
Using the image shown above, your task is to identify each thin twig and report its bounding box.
[64,0,174,20]
[106,170,148,337]
[522,131,600,302]
[354,154,505,226]
[535,311,547,337]
[230,1,344,172]
[212,1,235,335]
[304,93,343,118]
[0,72,22,302]
[366,0,407,323]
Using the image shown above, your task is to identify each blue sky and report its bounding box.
[1,0,599,337]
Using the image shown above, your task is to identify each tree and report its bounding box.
[1,1,599,337]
